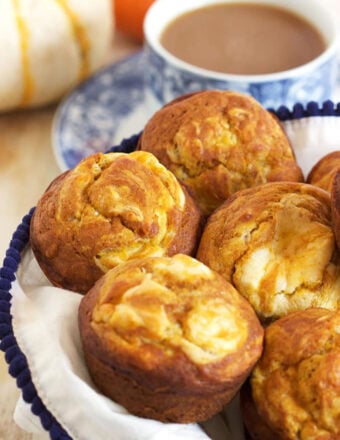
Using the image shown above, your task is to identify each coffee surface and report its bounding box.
[160,3,326,75]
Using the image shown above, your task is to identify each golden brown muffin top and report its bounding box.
[56,151,186,268]
[197,182,340,322]
[30,151,202,293]
[307,150,340,192]
[139,90,303,215]
[251,308,340,439]
[82,254,263,392]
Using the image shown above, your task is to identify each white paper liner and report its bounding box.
[10,115,340,439]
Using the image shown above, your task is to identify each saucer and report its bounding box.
[52,50,340,171]
[52,51,154,171]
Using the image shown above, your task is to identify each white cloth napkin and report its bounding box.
[10,115,340,439]
[284,116,340,178]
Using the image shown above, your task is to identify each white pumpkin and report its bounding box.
[0,0,113,112]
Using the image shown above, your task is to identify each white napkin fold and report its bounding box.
[283,116,340,177]
[10,115,340,439]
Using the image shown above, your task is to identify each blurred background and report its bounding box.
[0,0,339,438]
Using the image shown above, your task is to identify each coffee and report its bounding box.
[160,3,326,75]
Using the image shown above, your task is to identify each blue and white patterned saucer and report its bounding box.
[52,50,340,172]
[52,51,154,171]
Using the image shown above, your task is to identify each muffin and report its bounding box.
[307,150,340,192]
[139,90,303,215]
[197,182,340,322]
[331,170,340,250]
[78,254,264,423]
[245,308,340,439]
[30,151,203,294]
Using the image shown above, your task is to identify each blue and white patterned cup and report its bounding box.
[143,0,339,112]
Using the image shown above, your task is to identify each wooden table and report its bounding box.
[0,31,140,440]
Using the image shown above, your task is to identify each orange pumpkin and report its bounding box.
[114,0,155,42]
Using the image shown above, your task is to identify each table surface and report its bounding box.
[0,30,140,440]
[1,1,340,437]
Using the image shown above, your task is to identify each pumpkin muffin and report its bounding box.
[245,308,340,439]
[78,254,264,423]
[139,90,303,215]
[307,150,340,192]
[197,182,340,322]
[30,152,202,294]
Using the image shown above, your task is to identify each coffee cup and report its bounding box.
[143,0,339,112]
